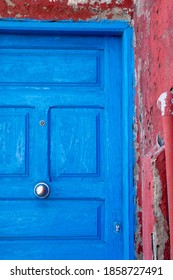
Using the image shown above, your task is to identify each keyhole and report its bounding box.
[39,120,46,126]
[115,224,120,232]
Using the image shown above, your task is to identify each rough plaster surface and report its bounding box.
[68,0,88,5]
[4,0,15,7]
[141,155,154,260]
[152,151,169,259]
[68,0,113,5]
[139,149,170,260]
[134,0,172,259]
[0,0,133,20]
[134,0,173,155]
[134,55,143,259]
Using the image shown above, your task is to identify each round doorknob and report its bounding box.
[34,182,50,198]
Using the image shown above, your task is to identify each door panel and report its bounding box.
[50,107,103,179]
[0,107,34,181]
[0,200,104,239]
[0,108,29,176]
[0,49,101,85]
[0,30,123,259]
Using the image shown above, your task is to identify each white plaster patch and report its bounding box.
[136,58,146,143]
[91,0,112,4]
[157,92,167,116]
[49,0,60,2]
[116,0,124,4]
[67,0,88,6]
[68,0,113,6]
[4,0,15,7]
[134,0,145,17]
[145,9,151,34]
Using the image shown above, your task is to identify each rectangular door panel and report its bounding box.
[0,50,102,86]
[49,107,103,180]
[0,107,34,180]
[0,200,104,239]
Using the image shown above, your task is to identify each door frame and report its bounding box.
[0,20,135,260]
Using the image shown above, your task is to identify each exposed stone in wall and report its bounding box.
[134,55,143,259]
[0,0,133,20]
[141,155,154,260]
[152,150,170,259]
[133,101,143,259]
[139,149,169,260]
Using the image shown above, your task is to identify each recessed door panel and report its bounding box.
[0,107,34,180]
[0,200,104,239]
[50,107,103,179]
[0,50,102,85]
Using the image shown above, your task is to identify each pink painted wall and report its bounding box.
[134,0,172,259]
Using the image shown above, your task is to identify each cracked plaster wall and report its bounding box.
[134,0,172,259]
[0,0,133,20]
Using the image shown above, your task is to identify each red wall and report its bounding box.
[0,0,133,20]
[134,0,172,259]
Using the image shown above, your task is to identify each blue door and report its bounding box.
[0,22,130,260]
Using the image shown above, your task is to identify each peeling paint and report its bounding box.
[134,0,145,17]
[91,0,113,3]
[134,0,173,259]
[116,0,124,4]
[68,0,88,6]
[152,156,169,259]
[157,92,167,116]
[0,0,133,20]
[4,0,15,7]
[135,207,143,259]
[158,90,173,117]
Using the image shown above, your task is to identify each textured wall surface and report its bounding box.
[134,0,172,259]
[0,0,133,20]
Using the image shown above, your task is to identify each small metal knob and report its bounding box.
[34,182,50,199]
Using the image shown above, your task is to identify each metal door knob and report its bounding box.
[34,182,50,198]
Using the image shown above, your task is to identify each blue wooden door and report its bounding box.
[0,25,124,260]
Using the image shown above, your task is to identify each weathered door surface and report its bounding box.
[0,24,127,260]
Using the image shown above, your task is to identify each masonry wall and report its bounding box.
[134,0,173,259]
[0,0,133,20]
